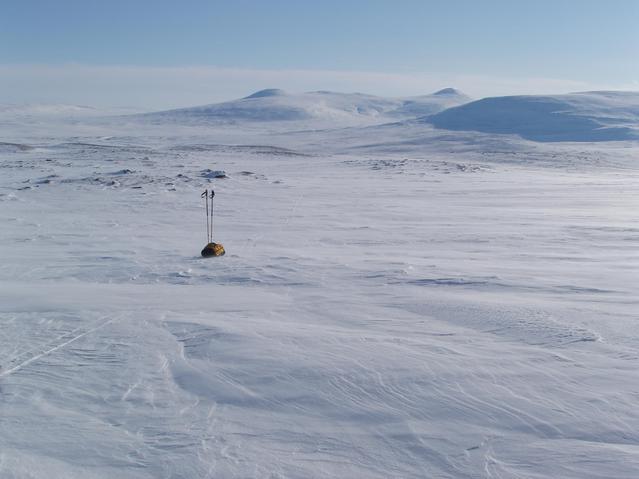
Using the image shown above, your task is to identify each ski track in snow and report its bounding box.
[1,115,639,478]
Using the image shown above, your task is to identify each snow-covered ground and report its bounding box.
[1,93,639,478]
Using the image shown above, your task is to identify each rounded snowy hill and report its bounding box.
[394,88,472,117]
[140,88,471,126]
[427,91,639,142]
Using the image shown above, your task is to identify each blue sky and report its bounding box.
[1,0,638,108]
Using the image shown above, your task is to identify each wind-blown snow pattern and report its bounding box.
[1,90,639,478]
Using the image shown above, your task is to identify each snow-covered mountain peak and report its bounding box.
[244,88,287,99]
[433,87,463,96]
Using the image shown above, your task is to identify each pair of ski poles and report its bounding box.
[201,189,215,243]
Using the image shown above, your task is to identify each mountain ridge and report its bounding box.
[139,88,472,125]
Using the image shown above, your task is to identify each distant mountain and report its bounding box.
[140,88,471,125]
[0,103,141,119]
[389,88,472,118]
[0,103,98,117]
[427,91,639,142]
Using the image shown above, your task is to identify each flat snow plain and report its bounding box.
[1,110,639,478]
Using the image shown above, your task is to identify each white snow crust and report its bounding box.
[1,90,639,478]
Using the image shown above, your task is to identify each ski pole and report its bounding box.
[210,189,215,241]
[201,190,209,243]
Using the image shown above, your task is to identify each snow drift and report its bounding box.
[2,94,639,478]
